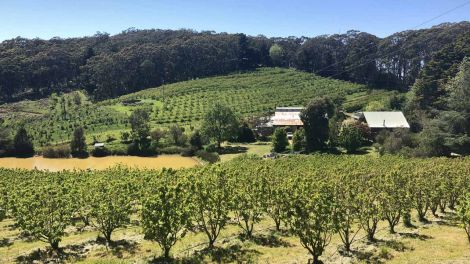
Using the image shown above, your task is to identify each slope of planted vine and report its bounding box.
[0,91,128,147]
[102,68,393,125]
[0,68,394,146]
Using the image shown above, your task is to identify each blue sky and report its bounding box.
[1,0,469,41]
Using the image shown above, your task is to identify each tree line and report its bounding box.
[1,22,468,103]
[1,155,470,263]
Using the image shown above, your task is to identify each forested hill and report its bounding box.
[0,21,468,103]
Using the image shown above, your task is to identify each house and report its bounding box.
[271,107,304,130]
[255,107,304,137]
[356,111,410,131]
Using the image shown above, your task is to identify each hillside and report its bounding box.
[0,22,468,103]
[104,68,395,123]
[0,68,395,146]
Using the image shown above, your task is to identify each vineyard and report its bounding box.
[0,68,396,147]
[103,68,396,125]
[1,155,470,263]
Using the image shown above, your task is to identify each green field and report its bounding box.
[0,68,396,146]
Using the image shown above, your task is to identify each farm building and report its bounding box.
[255,107,304,137]
[271,107,304,129]
[354,111,410,131]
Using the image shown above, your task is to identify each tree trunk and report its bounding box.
[367,231,375,242]
[388,222,395,234]
[403,211,412,227]
[367,222,377,242]
[312,253,323,264]
[439,201,446,214]
[105,231,112,244]
[465,226,470,243]
[50,240,60,252]
[164,247,171,260]
[430,204,438,217]
[208,237,215,249]
[418,210,427,222]
[274,218,281,231]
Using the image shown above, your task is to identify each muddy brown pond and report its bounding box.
[0,155,200,171]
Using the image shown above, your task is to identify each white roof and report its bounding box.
[94,143,105,147]
[272,107,303,126]
[275,107,303,112]
[362,112,410,128]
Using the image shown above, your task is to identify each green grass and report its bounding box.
[219,142,272,162]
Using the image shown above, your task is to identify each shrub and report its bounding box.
[160,146,185,155]
[338,124,365,153]
[13,127,34,157]
[292,129,306,152]
[180,147,195,157]
[127,140,158,156]
[42,145,71,158]
[237,123,256,143]
[120,131,130,142]
[189,130,204,150]
[150,128,166,143]
[272,127,288,153]
[91,147,111,157]
[205,143,218,153]
[196,150,220,163]
[168,125,187,146]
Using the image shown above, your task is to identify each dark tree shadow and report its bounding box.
[436,213,460,227]
[95,237,139,258]
[351,249,379,263]
[0,238,12,247]
[15,246,85,264]
[203,244,260,264]
[398,232,433,241]
[382,240,413,252]
[217,146,248,155]
[250,233,293,248]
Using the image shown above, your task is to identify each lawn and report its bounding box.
[219,142,272,162]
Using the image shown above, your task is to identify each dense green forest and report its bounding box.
[0,22,468,103]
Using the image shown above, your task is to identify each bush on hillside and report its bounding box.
[91,146,111,157]
[204,143,218,153]
[127,140,158,156]
[237,123,256,143]
[42,145,71,158]
[292,129,306,152]
[189,130,204,150]
[180,147,195,157]
[159,146,185,155]
[272,128,288,153]
[195,150,220,164]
